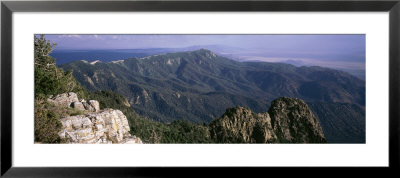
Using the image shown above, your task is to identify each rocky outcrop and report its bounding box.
[48,92,100,112]
[209,107,277,143]
[48,92,142,144]
[83,100,100,112]
[268,97,326,143]
[209,97,326,143]
[48,92,79,107]
[59,109,142,144]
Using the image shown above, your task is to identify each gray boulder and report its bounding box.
[71,102,85,111]
[48,92,100,112]
[88,100,100,112]
[47,92,79,107]
[83,100,100,112]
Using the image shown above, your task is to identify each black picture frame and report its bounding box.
[1,0,399,177]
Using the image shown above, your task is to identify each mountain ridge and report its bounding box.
[62,49,364,104]
[61,49,365,143]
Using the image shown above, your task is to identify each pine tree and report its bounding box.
[34,35,86,98]
[34,34,57,70]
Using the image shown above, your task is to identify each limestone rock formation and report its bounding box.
[209,97,326,143]
[48,92,142,144]
[58,109,142,144]
[48,92,100,112]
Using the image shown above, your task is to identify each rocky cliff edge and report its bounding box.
[47,92,142,144]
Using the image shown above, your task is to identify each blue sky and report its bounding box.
[41,34,365,76]
[43,34,363,52]
[43,34,364,60]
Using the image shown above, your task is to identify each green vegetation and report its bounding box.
[34,35,86,98]
[34,95,64,143]
[88,90,212,143]
[308,102,365,143]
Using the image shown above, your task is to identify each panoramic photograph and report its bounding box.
[34,34,365,144]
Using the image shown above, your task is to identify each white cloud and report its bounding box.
[57,35,82,38]
[93,34,100,39]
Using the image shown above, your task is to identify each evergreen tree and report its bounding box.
[34,35,86,98]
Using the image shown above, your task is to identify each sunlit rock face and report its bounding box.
[209,97,326,143]
[48,92,142,144]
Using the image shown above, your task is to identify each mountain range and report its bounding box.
[60,49,365,143]
[51,45,226,65]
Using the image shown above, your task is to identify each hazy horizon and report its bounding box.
[41,34,365,79]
